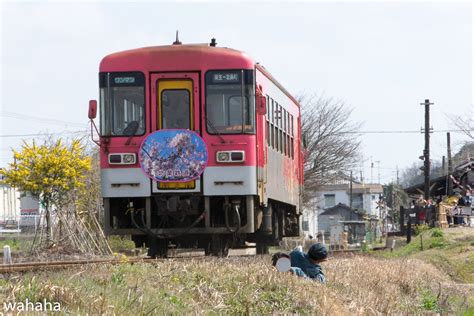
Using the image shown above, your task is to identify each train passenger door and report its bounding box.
[151,73,201,193]
[157,80,194,130]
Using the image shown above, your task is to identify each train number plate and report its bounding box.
[158,180,196,190]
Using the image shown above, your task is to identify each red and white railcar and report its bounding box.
[88,38,303,256]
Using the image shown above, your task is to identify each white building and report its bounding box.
[1,173,40,230]
[302,202,319,238]
[316,183,383,217]
[0,176,21,225]
[302,183,383,238]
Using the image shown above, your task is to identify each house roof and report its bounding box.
[320,203,363,216]
[404,159,473,196]
[318,183,383,194]
[340,220,366,224]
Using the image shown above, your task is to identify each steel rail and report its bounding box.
[0,256,204,273]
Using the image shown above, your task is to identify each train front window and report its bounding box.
[205,70,255,134]
[99,72,145,136]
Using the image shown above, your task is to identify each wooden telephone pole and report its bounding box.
[447,132,453,195]
[421,99,433,201]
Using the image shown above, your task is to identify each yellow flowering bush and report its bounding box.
[0,138,92,243]
[1,139,91,197]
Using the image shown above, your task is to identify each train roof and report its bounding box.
[100,44,253,70]
[100,44,299,107]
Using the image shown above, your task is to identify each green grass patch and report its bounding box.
[376,228,474,284]
[107,235,136,253]
[420,290,439,312]
[0,237,33,252]
[431,228,444,238]
[380,228,450,258]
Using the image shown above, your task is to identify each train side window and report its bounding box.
[270,99,274,124]
[266,97,270,147]
[275,103,279,151]
[270,121,274,148]
[278,104,283,153]
[267,121,270,147]
[283,109,287,156]
[290,114,293,136]
[265,95,272,147]
[290,137,295,159]
[273,123,277,150]
[287,111,290,135]
[266,96,269,122]
[279,129,283,154]
[286,134,290,157]
[275,103,281,128]
[274,121,278,150]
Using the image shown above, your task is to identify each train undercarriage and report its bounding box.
[103,195,300,257]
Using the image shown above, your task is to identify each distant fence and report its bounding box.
[0,214,43,234]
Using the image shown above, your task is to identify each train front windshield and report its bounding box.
[99,72,145,137]
[205,70,255,134]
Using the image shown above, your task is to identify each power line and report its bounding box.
[339,129,472,135]
[1,111,88,128]
[0,130,88,138]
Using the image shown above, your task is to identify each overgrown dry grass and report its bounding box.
[0,253,472,314]
[326,256,472,314]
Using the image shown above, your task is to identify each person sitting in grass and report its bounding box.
[289,243,327,283]
[271,252,307,278]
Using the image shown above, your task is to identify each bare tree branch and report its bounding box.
[447,105,473,139]
[299,94,362,204]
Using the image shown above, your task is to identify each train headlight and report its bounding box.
[216,151,245,163]
[217,152,230,162]
[122,154,136,164]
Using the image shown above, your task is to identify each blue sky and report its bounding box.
[1,1,472,184]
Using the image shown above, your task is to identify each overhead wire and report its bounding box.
[1,110,88,128]
[0,130,88,138]
[337,129,473,135]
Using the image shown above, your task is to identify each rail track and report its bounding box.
[0,253,213,274]
[0,248,363,274]
[0,247,257,273]
[0,257,168,273]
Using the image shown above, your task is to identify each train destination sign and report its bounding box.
[114,77,136,84]
[139,130,208,182]
[211,72,240,83]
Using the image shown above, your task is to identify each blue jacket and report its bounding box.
[289,249,326,283]
[290,267,307,278]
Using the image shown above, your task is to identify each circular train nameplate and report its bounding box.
[139,130,208,182]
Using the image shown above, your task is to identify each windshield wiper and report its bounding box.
[206,118,226,144]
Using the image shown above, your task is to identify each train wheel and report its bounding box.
[147,236,168,258]
[256,242,269,254]
[131,235,145,248]
[272,205,282,242]
[205,235,230,257]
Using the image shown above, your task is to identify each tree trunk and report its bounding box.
[45,199,51,246]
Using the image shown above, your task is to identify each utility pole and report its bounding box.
[349,171,353,209]
[447,132,453,195]
[370,159,374,184]
[420,99,433,201]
